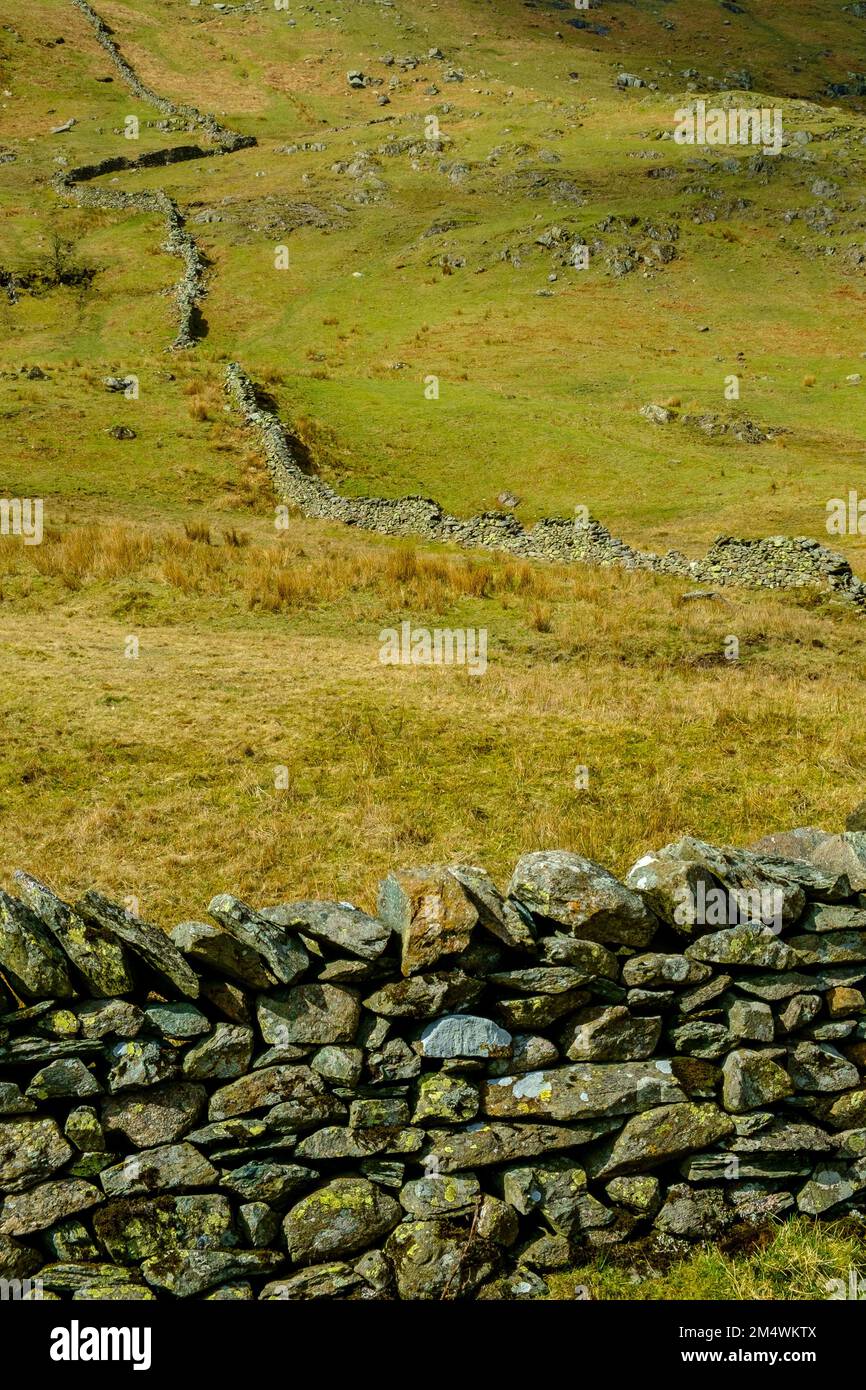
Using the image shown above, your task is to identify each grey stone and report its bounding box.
[787,1042,859,1092]
[419,1014,511,1059]
[260,900,390,960]
[562,1006,661,1061]
[509,851,657,947]
[0,1180,102,1235]
[592,1103,735,1178]
[655,1184,731,1239]
[78,891,200,999]
[257,985,360,1047]
[400,1174,480,1217]
[377,866,477,974]
[483,1060,685,1122]
[102,1083,206,1148]
[144,1003,210,1038]
[722,1050,793,1112]
[106,1040,177,1092]
[183,1024,253,1080]
[424,1120,619,1172]
[283,1177,402,1265]
[622,953,711,989]
[77,999,145,1039]
[143,1248,283,1298]
[207,893,308,985]
[100,1143,217,1198]
[0,1117,72,1194]
[221,1162,315,1205]
[14,873,134,996]
[0,891,75,999]
[26,1058,100,1101]
[685,925,799,970]
[170,919,276,989]
[727,999,774,1041]
[209,1065,339,1123]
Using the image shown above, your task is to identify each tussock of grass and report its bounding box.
[545,1218,866,1301]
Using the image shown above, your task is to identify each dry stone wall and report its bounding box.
[3,826,866,1300]
[225,362,866,609]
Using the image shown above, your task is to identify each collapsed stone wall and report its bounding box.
[57,0,255,348]
[224,362,866,609]
[3,825,866,1301]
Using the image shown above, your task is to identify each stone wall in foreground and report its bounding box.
[2,826,866,1301]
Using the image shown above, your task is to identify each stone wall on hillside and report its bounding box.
[224,362,866,610]
[3,826,866,1301]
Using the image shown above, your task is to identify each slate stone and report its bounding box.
[14,873,134,997]
[779,993,822,1033]
[562,1006,661,1062]
[787,1042,859,1092]
[449,864,537,953]
[170,920,275,989]
[362,970,481,1018]
[400,1174,480,1218]
[182,1024,253,1081]
[283,1177,402,1264]
[143,1248,284,1298]
[419,1014,511,1059]
[377,866,477,975]
[722,1050,793,1112]
[483,1060,684,1122]
[106,1040,177,1092]
[311,1046,363,1087]
[412,1072,479,1124]
[654,1184,731,1239]
[0,1082,36,1116]
[209,1065,340,1124]
[685,926,799,970]
[221,1162,315,1205]
[65,1106,105,1153]
[488,1034,558,1076]
[93,1194,236,1264]
[538,936,619,978]
[592,1103,735,1178]
[260,1263,364,1300]
[144,1003,210,1039]
[667,1021,730,1059]
[257,985,360,1047]
[0,1179,101,1235]
[0,1117,72,1194]
[509,851,657,948]
[489,966,594,995]
[26,1058,100,1102]
[622,954,711,989]
[77,999,144,1039]
[0,891,75,1000]
[497,990,590,1030]
[78,892,200,999]
[100,1143,217,1198]
[102,1083,206,1148]
[260,900,390,960]
[385,1217,497,1299]
[788,932,866,965]
[207,894,308,986]
[424,1120,619,1172]
[727,999,774,1042]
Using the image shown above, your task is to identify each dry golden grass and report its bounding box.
[0,516,864,925]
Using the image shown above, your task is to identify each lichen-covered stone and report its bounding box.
[100,1143,217,1198]
[377,866,477,975]
[182,1024,253,1081]
[593,1103,735,1178]
[722,1050,793,1112]
[0,1179,102,1235]
[26,1058,101,1102]
[0,1117,72,1194]
[102,1083,206,1148]
[14,873,134,997]
[0,891,75,1000]
[283,1177,402,1265]
[562,1006,662,1062]
[257,985,360,1047]
[170,919,276,989]
[412,1072,479,1124]
[78,891,200,999]
[509,851,657,948]
[483,1060,684,1122]
[207,893,308,986]
[260,900,390,961]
